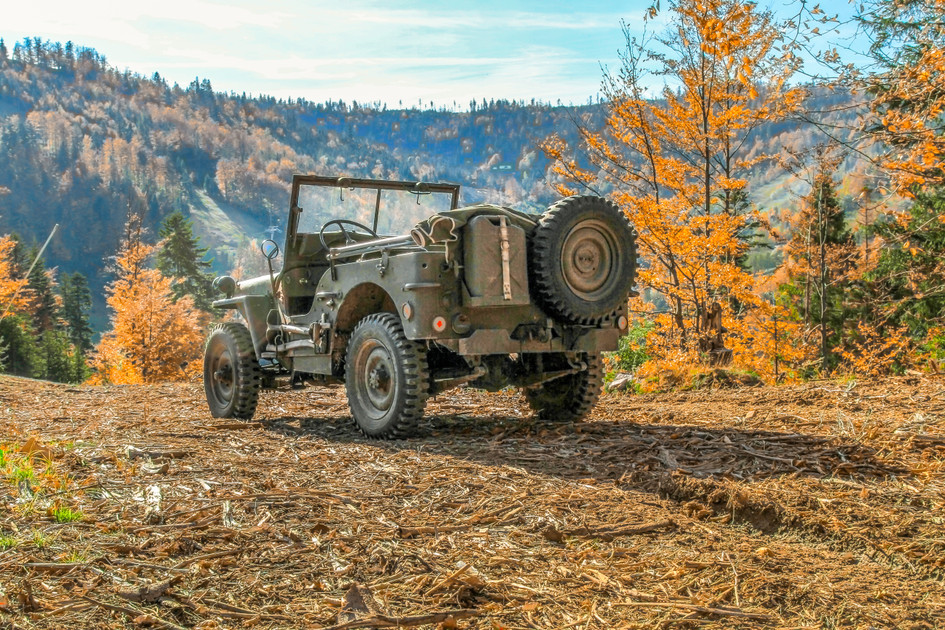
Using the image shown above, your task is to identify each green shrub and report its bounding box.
[610,321,654,372]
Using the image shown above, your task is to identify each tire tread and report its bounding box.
[346,313,429,438]
[530,195,636,325]
[204,322,261,420]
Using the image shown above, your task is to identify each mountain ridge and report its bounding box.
[0,38,867,330]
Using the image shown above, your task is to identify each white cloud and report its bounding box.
[326,8,627,31]
[2,0,629,107]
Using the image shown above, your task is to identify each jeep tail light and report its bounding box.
[432,316,447,332]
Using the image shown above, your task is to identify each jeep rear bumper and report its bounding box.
[437,327,621,356]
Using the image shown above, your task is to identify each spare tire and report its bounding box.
[530,196,636,325]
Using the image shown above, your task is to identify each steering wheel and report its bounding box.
[318,219,378,250]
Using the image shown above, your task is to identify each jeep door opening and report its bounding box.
[204,175,637,437]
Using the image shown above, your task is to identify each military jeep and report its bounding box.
[204,174,637,437]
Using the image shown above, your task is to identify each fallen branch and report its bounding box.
[543,520,676,542]
[23,562,87,574]
[207,422,263,430]
[397,524,472,539]
[318,609,480,630]
[171,548,241,569]
[115,576,180,604]
[80,595,188,630]
[398,515,502,539]
[126,446,193,460]
[613,600,773,621]
[33,599,94,617]
[194,597,294,621]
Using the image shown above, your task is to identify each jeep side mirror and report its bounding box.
[261,239,280,260]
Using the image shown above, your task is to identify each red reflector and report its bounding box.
[432,316,447,332]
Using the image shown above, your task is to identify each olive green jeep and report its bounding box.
[204,175,637,437]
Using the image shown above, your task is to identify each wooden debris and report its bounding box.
[320,608,479,630]
[81,596,187,630]
[115,576,180,604]
[614,600,773,622]
[542,519,676,542]
[339,583,384,621]
[2,374,945,629]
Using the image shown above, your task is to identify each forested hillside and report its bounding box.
[0,37,862,331]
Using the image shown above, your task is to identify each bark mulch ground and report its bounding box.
[1,374,943,629]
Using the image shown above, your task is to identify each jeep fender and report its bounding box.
[334,283,397,332]
[211,294,274,359]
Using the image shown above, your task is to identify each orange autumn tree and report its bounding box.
[544,0,803,382]
[862,0,945,192]
[90,215,204,384]
[0,235,27,312]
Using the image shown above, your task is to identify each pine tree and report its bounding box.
[156,211,215,311]
[855,188,945,344]
[0,314,40,378]
[781,151,857,369]
[25,248,59,333]
[0,39,7,66]
[60,272,93,353]
[39,329,75,383]
[71,343,90,382]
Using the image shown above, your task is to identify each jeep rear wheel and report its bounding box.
[204,323,261,419]
[531,196,636,325]
[345,313,429,438]
[525,353,603,422]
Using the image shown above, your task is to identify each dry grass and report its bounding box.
[0,374,943,629]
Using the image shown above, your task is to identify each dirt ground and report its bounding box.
[0,374,944,629]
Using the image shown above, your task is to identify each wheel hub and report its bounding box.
[208,346,235,405]
[561,221,618,299]
[573,243,601,274]
[368,364,390,390]
[357,343,396,416]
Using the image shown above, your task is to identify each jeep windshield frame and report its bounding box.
[287,175,461,248]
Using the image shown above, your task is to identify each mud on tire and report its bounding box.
[530,195,636,325]
[345,313,430,438]
[204,322,261,419]
[525,353,603,423]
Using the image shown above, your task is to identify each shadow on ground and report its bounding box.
[258,389,903,534]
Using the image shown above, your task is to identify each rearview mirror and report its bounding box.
[261,239,280,260]
[411,182,431,204]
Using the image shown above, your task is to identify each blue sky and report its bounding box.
[3,0,861,108]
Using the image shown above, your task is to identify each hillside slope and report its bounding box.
[0,39,867,329]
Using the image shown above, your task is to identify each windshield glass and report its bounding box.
[296,183,456,237]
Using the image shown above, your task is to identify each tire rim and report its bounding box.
[208,340,235,406]
[353,338,396,421]
[560,219,621,301]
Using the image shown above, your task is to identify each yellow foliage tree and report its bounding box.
[863,0,945,191]
[0,235,28,312]
[544,0,802,381]
[90,217,205,384]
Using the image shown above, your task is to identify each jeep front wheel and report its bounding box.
[204,323,261,419]
[345,313,429,438]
